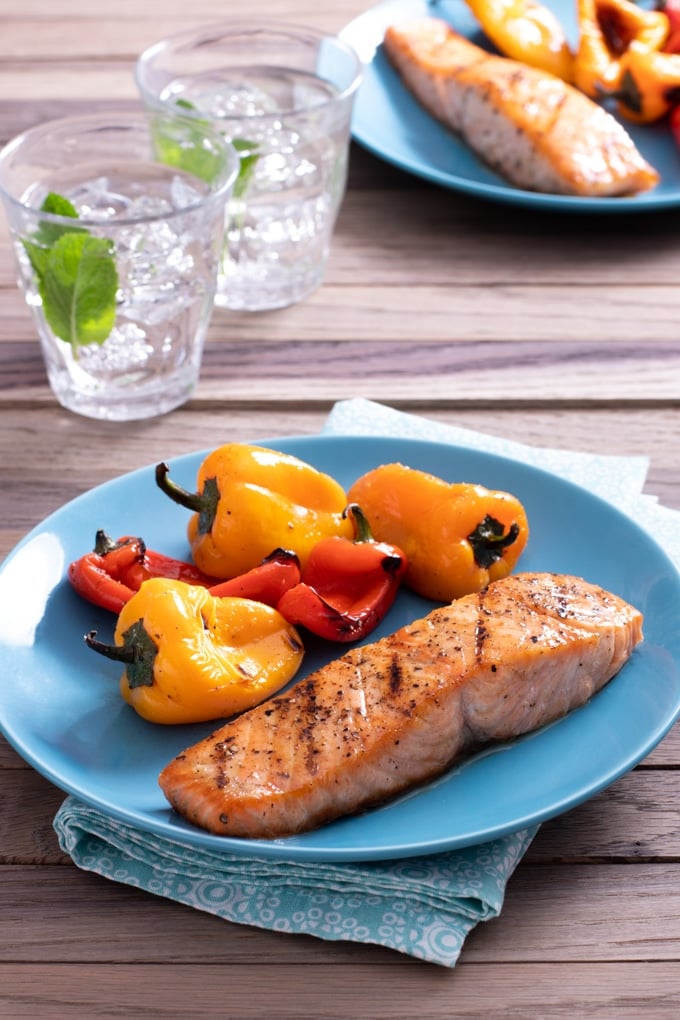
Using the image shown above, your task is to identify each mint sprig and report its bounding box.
[168,98,260,195]
[23,192,118,349]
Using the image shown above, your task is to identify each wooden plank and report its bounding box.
[0,962,679,1019]
[0,67,139,104]
[527,770,680,860]
[1,283,680,345]
[0,407,678,534]
[0,13,359,60]
[1,861,679,964]
[0,1,361,33]
[1,333,679,403]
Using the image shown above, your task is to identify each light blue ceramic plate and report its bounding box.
[341,0,680,211]
[1,435,679,861]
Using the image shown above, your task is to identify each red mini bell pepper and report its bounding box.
[208,548,302,605]
[662,0,680,52]
[67,531,216,614]
[68,530,301,614]
[276,503,408,642]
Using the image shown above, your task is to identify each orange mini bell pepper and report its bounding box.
[347,463,529,603]
[573,0,669,98]
[465,0,574,80]
[613,44,680,121]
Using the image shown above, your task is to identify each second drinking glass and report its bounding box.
[135,21,363,312]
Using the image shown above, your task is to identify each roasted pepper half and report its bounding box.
[155,443,353,580]
[85,578,305,724]
[663,0,680,53]
[573,0,669,98]
[69,529,301,614]
[465,0,574,80]
[208,548,302,605]
[276,503,408,642]
[67,530,218,614]
[612,44,680,121]
[347,464,529,603]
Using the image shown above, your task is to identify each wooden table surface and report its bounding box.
[1,1,680,1017]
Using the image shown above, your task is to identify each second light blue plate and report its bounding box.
[341,0,680,211]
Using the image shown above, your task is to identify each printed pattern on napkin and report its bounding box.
[54,799,537,967]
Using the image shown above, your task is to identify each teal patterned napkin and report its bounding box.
[54,799,535,966]
[53,398,672,967]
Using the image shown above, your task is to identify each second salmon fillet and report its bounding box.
[159,573,643,838]
[382,18,659,196]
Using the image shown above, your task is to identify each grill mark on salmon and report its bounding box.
[382,18,659,197]
[159,573,643,839]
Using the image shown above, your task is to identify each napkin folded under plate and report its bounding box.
[54,398,677,968]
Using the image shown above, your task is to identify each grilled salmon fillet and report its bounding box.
[383,18,659,196]
[159,573,643,838]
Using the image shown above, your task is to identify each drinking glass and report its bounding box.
[135,22,363,312]
[0,111,239,421]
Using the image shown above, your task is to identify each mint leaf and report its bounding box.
[21,192,119,349]
[35,192,85,246]
[231,138,260,200]
[23,192,82,276]
[39,233,118,348]
[23,238,50,279]
[157,100,260,194]
[151,111,225,185]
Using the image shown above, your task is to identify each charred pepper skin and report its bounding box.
[573,0,670,100]
[346,464,529,604]
[276,503,408,642]
[155,443,353,580]
[85,578,305,725]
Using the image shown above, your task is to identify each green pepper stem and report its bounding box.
[343,503,375,543]
[85,621,157,689]
[85,630,137,664]
[468,515,520,570]
[155,462,219,535]
[93,530,118,555]
[92,530,145,558]
[155,462,203,512]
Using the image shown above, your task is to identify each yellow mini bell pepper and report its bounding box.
[573,0,669,98]
[85,577,305,724]
[155,443,353,580]
[347,463,529,603]
[613,44,680,122]
[465,0,574,80]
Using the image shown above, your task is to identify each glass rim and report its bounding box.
[134,19,364,122]
[0,109,240,229]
